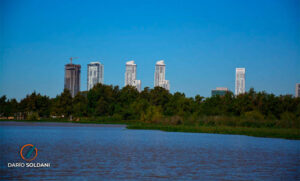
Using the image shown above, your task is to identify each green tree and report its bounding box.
[51,89,73,117]
[19,92,51,117]
[73,93,88,117]
[0,96,8,116]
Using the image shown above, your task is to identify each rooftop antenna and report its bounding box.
[69,57,78,64]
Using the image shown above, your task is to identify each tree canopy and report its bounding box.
[1,85,299,128]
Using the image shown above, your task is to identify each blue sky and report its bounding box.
[0,0,299,100]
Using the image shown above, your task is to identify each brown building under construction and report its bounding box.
[64,60,81,97]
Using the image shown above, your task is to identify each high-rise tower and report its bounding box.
[87,62,104,91]
[64,59,81,97]
[154,60,170,91]
[125,60,141,92]
[296,83,300,98]
[235,68,245,95]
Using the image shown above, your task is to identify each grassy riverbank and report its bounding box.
[127,123,300,140]
[1,119,299,140]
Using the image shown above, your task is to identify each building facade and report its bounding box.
[64,61,81,97]
[235,68,245,95]
[125,60,141,92]
[154,60,170,91]
[87,62,104,91]
[211,87,229,96]
[296,83,300,98]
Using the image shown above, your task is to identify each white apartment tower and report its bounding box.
[125,60,141,92]
[154,60,170,91]
[235,68,246,95]
[87,62,104,91]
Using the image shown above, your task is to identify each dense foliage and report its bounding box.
[1,84,299,128]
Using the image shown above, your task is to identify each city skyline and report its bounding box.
[2,56,300,100]
[62,59,295,100]
[1,0,299,100]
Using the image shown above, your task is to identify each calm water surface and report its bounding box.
[0,122,299,180]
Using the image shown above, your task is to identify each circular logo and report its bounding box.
[20,144,38,162]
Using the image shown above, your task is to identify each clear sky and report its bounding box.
[0,0,299,100]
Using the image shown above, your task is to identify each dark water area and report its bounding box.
[0,121,299,180]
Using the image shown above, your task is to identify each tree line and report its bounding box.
[1,84,299,128]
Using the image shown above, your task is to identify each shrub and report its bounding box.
[166,115,183,125]
[277,112,297,128]
[141,106,163,124]
[243,110,265,121]
[27,112,40,121]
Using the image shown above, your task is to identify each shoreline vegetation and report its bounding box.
[1,84,300,140]
[1,118,299,140]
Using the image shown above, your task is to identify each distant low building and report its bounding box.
[211,87,229,97]
[296,83,300,98]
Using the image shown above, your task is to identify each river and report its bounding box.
[0,121,299,180]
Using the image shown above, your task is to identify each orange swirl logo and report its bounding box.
[20,144,38,162]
